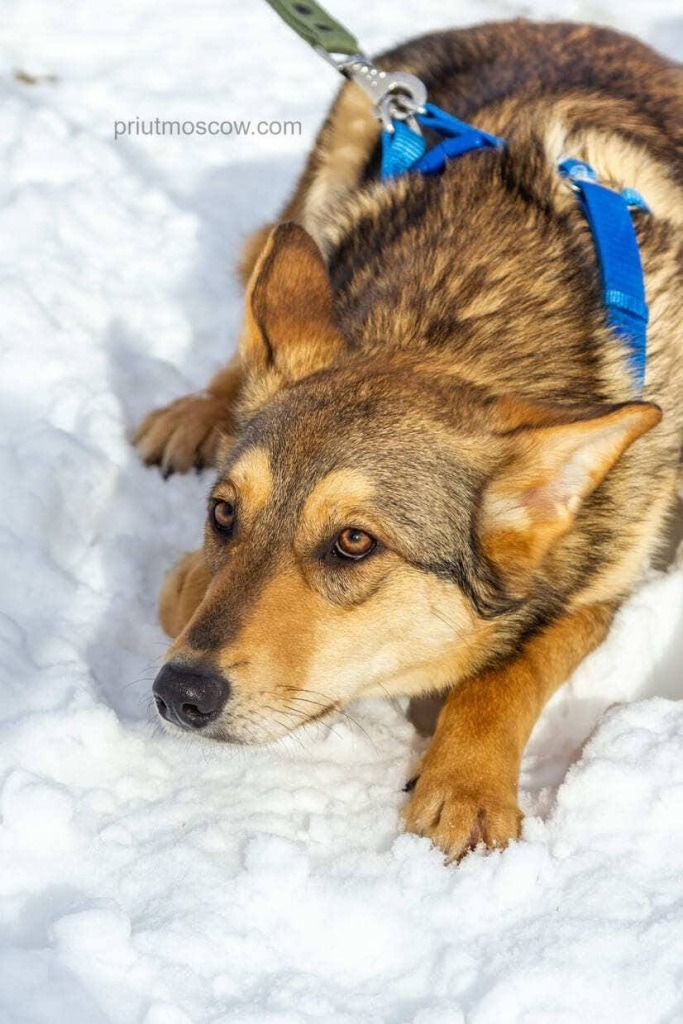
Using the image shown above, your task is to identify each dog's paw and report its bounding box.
[134,392,233,476]
[402,772,522,862]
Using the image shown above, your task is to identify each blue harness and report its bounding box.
[381,105,650,392]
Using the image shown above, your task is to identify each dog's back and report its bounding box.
[248,21,682,420]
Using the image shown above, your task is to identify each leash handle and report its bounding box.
[264,0,359,55]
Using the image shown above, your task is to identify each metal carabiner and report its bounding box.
[315,49,427,133]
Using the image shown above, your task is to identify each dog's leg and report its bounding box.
[134,356,242,476]
[159,550,211,639]
[403,602,615,861]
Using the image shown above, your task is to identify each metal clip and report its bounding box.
[558,157,599,193]
[315,49,427,133]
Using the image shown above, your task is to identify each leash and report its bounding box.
[263,0,650,392]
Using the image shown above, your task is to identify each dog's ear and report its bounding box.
[240,222,345,380]
[479,401,661,596]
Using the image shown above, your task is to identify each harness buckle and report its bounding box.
[558,157,599,193]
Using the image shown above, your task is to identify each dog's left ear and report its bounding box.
[479,401,661,595]
[240,222,345,380]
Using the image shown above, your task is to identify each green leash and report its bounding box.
[263,0,426,131]
[264,0,359,55]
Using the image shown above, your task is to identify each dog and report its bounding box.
[135,20,683,860]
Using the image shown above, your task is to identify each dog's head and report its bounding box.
[153,224,659,743]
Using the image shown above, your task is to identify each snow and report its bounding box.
[1,0,683,1021]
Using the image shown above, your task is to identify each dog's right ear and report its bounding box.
[478,400,661,598]
[240,222,345,382]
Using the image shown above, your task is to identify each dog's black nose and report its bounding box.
[153,662,229,730]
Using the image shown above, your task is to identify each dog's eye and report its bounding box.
[333,528,376,561]
[211,500,235,535]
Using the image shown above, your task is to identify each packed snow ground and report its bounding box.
[2,1,683,1021]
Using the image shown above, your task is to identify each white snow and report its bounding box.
[1,1,683,1021]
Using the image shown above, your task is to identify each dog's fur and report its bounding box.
[136,20,683,859]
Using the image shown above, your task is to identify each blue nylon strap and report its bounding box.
[380,111,649,393]
[381,102,504,180]
[380,120,426,179]
[558,159,649,391]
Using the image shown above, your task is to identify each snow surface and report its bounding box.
[2,1,683,1021]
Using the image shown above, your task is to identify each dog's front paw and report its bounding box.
[402,771,522,862]
[134,392,233,476]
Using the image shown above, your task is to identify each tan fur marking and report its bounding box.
[297,469,376,552]
[224,446,273,523]
[215,561,317,696]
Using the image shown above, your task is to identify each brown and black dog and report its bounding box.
[135,20,683,859]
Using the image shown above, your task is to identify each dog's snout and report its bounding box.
[153,662,229,730]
